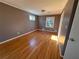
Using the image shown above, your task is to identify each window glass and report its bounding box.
[29,15,35,21]
[46,17,55,28]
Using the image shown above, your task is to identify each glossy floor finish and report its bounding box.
[0,31,61,59]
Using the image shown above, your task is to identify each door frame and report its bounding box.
[62,0,78,56]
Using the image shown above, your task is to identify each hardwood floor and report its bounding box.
[0,31,61,59]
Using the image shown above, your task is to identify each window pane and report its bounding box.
[29,15,35,21]
[46,17,55,28]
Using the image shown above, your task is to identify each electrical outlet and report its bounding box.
[17,32,21,35]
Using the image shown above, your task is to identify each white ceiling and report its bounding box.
[0,0,68,15]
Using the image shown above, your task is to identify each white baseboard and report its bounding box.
[37,29,57,33]
[0,30,37,44]
[58,43,64,57]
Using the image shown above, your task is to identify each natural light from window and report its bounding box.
[51,35,58,42]
[46,17,55,28]
[29,15,35,21]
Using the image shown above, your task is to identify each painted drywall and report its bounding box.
[0,2,37,42]
[38,15,60,34]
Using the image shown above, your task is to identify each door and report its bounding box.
[64,1,79,59]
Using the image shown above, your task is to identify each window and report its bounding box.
[46,17,55,28]
[29,15,35,21]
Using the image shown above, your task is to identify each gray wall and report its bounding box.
[0,2,37,42]
[38,15,60,34]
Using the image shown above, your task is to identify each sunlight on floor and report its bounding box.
[58,36,65,44]
[29,37,37,48]
[51,35,58,42]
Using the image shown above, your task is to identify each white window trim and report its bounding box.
[46,17,55,28]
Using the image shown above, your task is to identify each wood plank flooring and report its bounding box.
[0,31,61,59]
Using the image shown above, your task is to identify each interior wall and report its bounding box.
[0,2,37,42]
[38,15,61,34]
